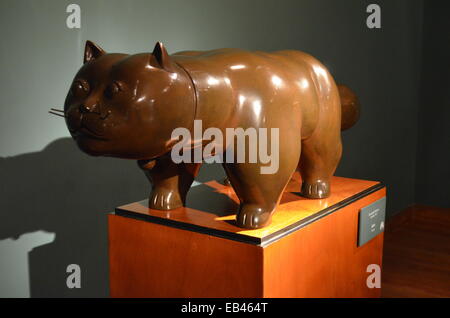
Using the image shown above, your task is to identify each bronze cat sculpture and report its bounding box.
[61,41,360,229]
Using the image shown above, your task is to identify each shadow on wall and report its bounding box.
[0,138,147,297]
[0,137,225,297]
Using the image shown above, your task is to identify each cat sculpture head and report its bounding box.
[63,41,195,159]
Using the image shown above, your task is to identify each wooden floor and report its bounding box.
[382,205,450,297]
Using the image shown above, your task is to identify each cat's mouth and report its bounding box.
[72,123,108,141]
[66,110,108,141]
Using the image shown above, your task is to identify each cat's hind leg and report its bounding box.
[223,140,300,229]
[298,136,341,199]
[299,104,342,199]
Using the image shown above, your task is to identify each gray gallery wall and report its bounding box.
[0,0,426,297]
[415,2,450,208]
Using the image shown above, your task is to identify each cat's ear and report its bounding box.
[84,41,106,64]
[151,42,175,72]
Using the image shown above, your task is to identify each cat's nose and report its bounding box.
[79,103,95,113]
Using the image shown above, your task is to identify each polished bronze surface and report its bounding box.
[338,84,361,130]
[62,41,360,229]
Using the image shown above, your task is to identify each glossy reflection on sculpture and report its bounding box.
[60,40,360,229]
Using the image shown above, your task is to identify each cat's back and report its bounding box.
[172,48,317,84]
[172,48,258,67]
[172,48,251,58]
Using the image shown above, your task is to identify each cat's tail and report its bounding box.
[338,84,361,131]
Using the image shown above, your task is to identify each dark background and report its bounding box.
[0,0,448,297]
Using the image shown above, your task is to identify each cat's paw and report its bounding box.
[149,188,183,210]
[300,180,330,199]
[236,204,273,229]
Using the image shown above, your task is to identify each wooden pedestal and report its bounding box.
[108,173,386,298]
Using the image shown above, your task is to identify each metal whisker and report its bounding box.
[48,111,66,118]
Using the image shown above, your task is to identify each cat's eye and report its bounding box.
[105,81,123,99]
[71,80,89,98]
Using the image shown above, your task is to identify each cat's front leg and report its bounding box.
[138,155,201,210]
